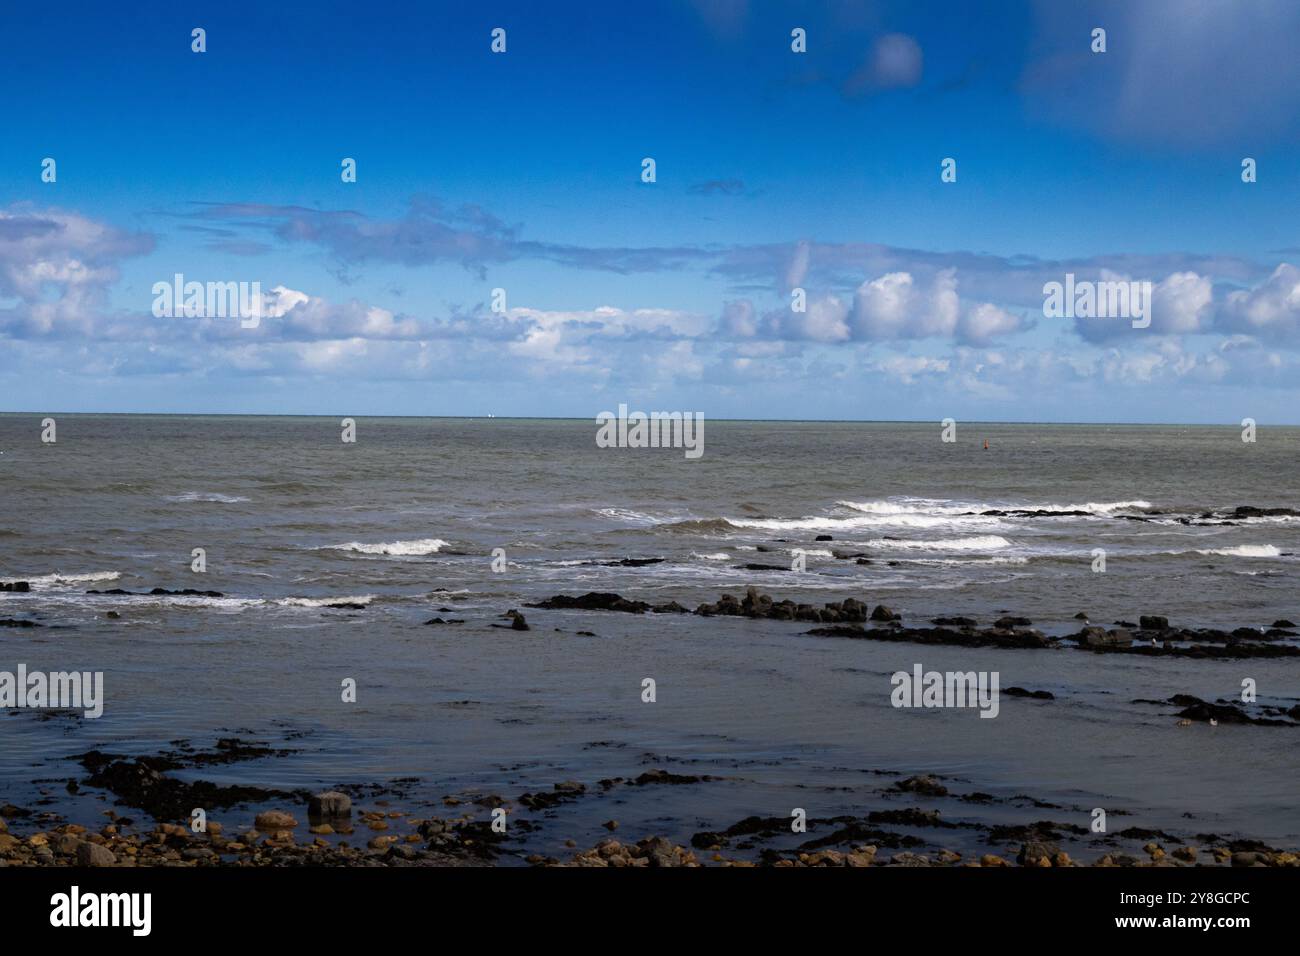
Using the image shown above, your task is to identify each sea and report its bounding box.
[2,414,1298,859]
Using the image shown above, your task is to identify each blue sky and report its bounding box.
[3,0,1300,422]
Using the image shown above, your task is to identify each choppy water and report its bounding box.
[2,414,1298,857]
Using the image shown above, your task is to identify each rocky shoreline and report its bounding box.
[1,735,1297,868]
[5,571,1298,868]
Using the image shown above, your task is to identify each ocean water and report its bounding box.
[2,414,1298,857]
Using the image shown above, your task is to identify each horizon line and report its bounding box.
[0,410,1288,428]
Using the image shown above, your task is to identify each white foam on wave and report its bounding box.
[840,497,1151,518]
[902,555,1030,566]
[166,492,251,503]
[730,514,1001,532]
[863,535,1012,552]
[1061,500,1152,514]
[1195,544,1282,558]
[595,507,660,525]
[692,552,731,560]
[325,538,450,556]
[277,595,377,608]
[20,571,121,589]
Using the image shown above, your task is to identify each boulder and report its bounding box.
[75,842,117,866]
[254,810,298,830]
[308,791,352,820]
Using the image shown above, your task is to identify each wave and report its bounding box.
[20,571,121,589]
[900,556,1030,566]
[276,595,377,608]
[595,508,661,525]
[324,538,450,556]
[839,497,1152,517]
[1195,544,1282,558]
[862,535,1012,552]
[165,492,251,503]
[691,552,731,560]
[1060,500,1153,514]
[661,518,740,534]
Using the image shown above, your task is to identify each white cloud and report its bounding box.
[1220,263,1300,342]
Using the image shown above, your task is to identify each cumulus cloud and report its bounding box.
[1219,263,1300,343]
[850,269,1027,344]
[1073,270,1213,342]
[0,206,154,336]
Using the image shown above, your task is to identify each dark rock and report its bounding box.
[638,835,679,867]
[1233,506,1300,518]
[814,534,833,541]
[87,587,225,598]
[1173,695,1294,727]
[994,616,1032,628]
[1004,687,1054,700]
[1077,626,1132,648]
[633,769,707,786]
[0,619,41,628]
[0,582,31,593]
[422,617,465,625]
[1017,840,1060,865]
[932,616,976,627]
[895,775,948,797]
[870,604,900,622]
[1139,615,1170,630]
[518,780,587,810]
[809,622,1051,650]
[601,558,665,567]
[73,749,297,822]
[527,592,650,613]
